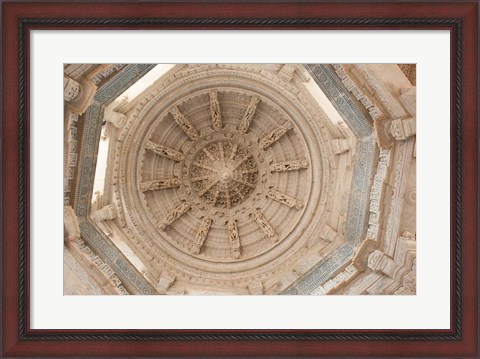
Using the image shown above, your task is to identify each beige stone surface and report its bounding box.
[64,64,416,295]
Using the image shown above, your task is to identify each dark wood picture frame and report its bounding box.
[2,1,478,357]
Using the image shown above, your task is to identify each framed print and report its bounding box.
[2,1,478,357]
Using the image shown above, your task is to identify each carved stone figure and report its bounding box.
[209,90,222,131]
[270,159,309,172]
[227,220,241,259]
[259,121,294,149]
[253,211,276,240]
[140,178,180,192]
[170,106,198,140]
[160,202,191,229]
[267,189,304,209]
[145,140,184,162]
[192,217,212,254]
[239,95,260,134]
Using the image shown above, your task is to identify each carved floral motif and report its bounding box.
[190,140,258,208]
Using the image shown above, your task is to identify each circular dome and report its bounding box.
[113,65,336,290]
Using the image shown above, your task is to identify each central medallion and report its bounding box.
[189,140,258,208]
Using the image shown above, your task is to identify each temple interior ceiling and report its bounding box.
[64,63,416,295]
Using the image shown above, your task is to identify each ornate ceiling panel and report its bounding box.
[100,64,354,294]
[64,63,416,296]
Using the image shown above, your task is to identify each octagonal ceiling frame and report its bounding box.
[73,64,158,295]
[70,63,410,296]
[283,64,378,294]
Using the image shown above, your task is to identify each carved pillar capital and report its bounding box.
[158,272,175,294]
[399,86,416,117]
[389,117,416,140]
[351,239,379,272]
[374,116,416,149]
[104,107,127,129]
[248,280,264,295]
[278,64,310,83]
[319,225,338,242]
[331,139,351,155]
[91,204,117,222]
[64,206,81,242]
[367,250,398,278]
[63,76,80,101]
[64,77,97,115]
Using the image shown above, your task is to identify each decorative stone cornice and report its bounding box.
[69,237,129,295]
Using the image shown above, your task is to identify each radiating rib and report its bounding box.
[218,142,225,163]
[209,90,222,131]
[271,159,309,172]
[191,175,211,182]
[140,178,180,192]
[198,179,219,197]
[233,178,255,188]
[253,211,277,241]
[239,95,260,134]
[225,186,232,208]
[235,188,246,202]
[229,143,238,160]
[267,189,304,209]
[145,141,184,162]
[211,190,220,205]
[259,121,294,149]
[170,106,199,140]
[193,161,216,172]
[191,217,212,254]
[160,202,191,230]
[227,220,241,259]
[202,148,217,162]
[232,154,252,170]
[241,168,259,175]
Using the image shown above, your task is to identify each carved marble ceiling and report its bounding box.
[64,63,416,295]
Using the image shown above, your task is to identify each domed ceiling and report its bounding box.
[65,63,416,295]
[104,65,348,294]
